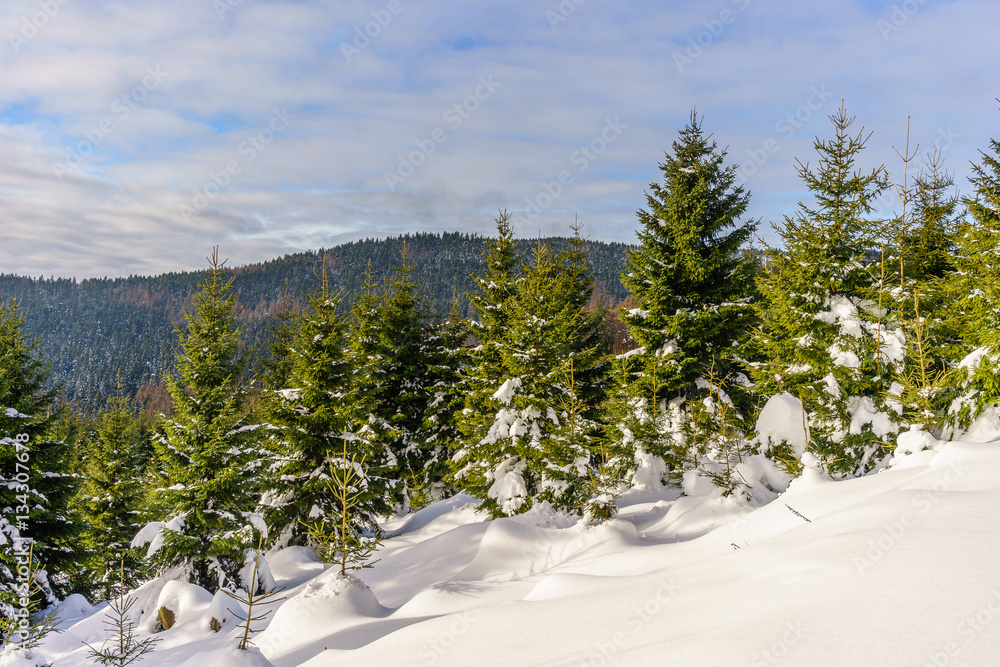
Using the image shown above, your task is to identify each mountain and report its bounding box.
[0,232,632,413]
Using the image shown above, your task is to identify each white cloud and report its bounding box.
[1,0,998,277]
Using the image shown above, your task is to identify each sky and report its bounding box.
[1,0,998,279]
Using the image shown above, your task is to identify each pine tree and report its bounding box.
[76,387,153,601]
[616,110,758,486]
[454,238,603,516]
[945,116,1000,428]
[260,260,391,548]
[414,297,469,507]
[752,105,892,475]
[885,144,959,435]
[0,298,79,640]
[143,249,264,593]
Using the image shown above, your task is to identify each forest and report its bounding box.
[1,103,999,660]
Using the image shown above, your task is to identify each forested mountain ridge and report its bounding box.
[0,232,632,413]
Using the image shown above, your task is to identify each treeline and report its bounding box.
[2,103,1000,650]
[0,233,632,414]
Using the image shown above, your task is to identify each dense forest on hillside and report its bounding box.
[0,232,632,413]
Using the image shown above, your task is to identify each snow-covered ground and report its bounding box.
[8,433,1000,666]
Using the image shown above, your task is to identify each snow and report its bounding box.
[754,392,810,457]
[958,346,990,370]
[486,457,528,515]
[490,378,521,405]
[18,434,1000,666]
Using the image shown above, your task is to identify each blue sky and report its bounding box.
[1,0,998,278]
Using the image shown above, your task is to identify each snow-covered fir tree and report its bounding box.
[0,298,79,639]
[751,105,893,476]
[76,386,153,601]
[454,236,605,517]
[348,247,444,509]
[141,249,264,593]
[945,123,1000,429]
[616,110,758,488]
[260,260,392,548]
[414,297,469,507]
[885,151,959,434]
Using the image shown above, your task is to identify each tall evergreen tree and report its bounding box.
[347,250,428,509]
[454,237,604,516]
[945,119,1000,428]
[414,298,469,506]
[752,105,892,475]
[76,387,153,600]
[0,299,79,638]
[142,249,263,593]
[616,110,758,486]
[259,260,392,548]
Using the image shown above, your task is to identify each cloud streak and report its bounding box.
[1,0,998,277]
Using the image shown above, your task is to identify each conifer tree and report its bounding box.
[752,105,892,475]
[0,299,78,637]
[946,118,1000,427]
[886,148,959,434]
[454,238,603,516]
[348,252,423,508]
[414,298,469,506]
[260,260,391,548]
[616,110,758,486]
[143,249,263,593]
[452,213,523,492]
[76,387,153,601]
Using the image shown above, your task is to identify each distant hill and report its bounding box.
[0,232,633,413]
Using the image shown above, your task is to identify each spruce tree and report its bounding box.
[887,150,959,434]
[144,249,263,593]
[0,299,79,639]
[260,261,391,548]
[752,105,892,475]
[452,212,523,496]
[454,238,603,516]
[414,298,469,507]
[945,119,1000,428]
[76,387,153,601]
[348,255,414,509]
[616,110,758,487]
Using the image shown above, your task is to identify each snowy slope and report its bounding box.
[10,438,1000,666]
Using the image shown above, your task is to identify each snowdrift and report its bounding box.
[7,440,1000,666]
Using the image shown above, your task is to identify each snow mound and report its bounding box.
[784,451,832,495]
[386,493,483,537]
[180,644,275,667]
[755,392,809,457]
[155,580,214,629]
[266,546,328,589]
[454,516,637,583]
[255,570,388,660]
